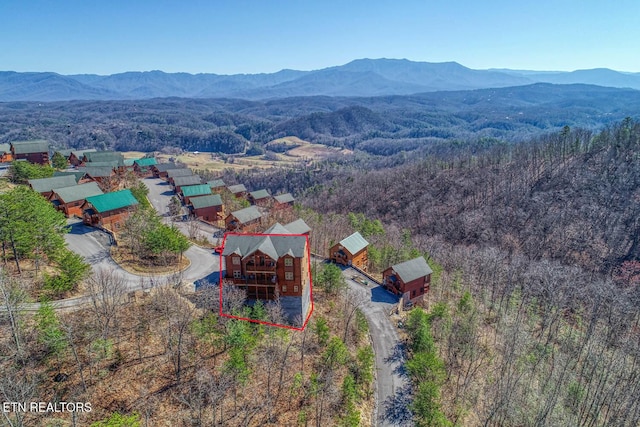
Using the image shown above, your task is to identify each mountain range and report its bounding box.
[1,59,639,102]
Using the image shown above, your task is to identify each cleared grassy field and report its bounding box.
[123,136,350,173]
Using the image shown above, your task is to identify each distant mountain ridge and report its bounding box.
[1,59,640,102]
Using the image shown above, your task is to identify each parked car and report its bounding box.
[214,246,224,254]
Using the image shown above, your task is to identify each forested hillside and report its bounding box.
[1,84,639,156]
[232,119,640,425]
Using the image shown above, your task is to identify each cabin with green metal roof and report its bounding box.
[49,182,104,217]
[133,157,158,176]
[28,175,78,197]
[180,184,212,204]
[329,231,369,269]
[10,140,50,165]
[189,194,223,222]
[82,189,139,231]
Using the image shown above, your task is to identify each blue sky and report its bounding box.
[1,0,638,75]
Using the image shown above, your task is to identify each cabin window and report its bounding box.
[233,270,241,279]
[285,272,294,281]
[293,286,298,293]
[284,258,293,267]
[232,256,240,265]
[282,285,287,293]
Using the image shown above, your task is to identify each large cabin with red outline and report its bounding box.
[221,232,311,325]
[329,232,369,269]
[382,256,433,304]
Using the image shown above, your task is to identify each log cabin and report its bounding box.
[0,143,13,163]
[10,140,50,165]
[180,184,212,205]
[133,158,158,177]
[248,189,272,207]
[382,256,433,304]
[82,189,139,232]
[221,232,311,324]
[172,175,202,193]
[63,149,97,166]
[167,167,194,185]
[207,179,226,194]
[329,232,369,269]
[273,193,295,210]
[189,194,223,222]
[152,162,184,178]
[28,175,78,198]
[227,184,247,198]
[225,206,263,232]
[49,182,104,217]
[81,151,124,168]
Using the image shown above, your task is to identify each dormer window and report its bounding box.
[284,257,293,267]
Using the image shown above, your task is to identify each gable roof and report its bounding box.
[78,166,115,178]
[60,148,96,159]
[391,257,433,283]
[222,234,307,260]
[285,218,311,234]
[264,222,293,234]
[339,232,369,255]
[274,193,294,204]
[83,151,124,165]
[249,189,271,200]
[190,194,223,209]
[85,161,120,168]
[227,184,247,194]
[11,140,49,154]
[54,171,88,183]
[28,175,77,193]
[51,182,103,203]
[134,157,157,167]
[181,184,211,198]
[207,179,226,189]
[173,175,202,187]
[167,168,194,178]
[154,162,183,172]
[229,206,262,224]
[85,189,138,213]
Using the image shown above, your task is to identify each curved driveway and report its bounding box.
[332,262,413,427]
[18,220,220,311]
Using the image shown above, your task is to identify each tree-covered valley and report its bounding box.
[1,84,640,426]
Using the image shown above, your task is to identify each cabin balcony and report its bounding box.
[243,261,277,272]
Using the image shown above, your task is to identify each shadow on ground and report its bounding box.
[382,383,414,426]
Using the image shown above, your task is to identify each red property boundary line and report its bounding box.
[218,232,314,331]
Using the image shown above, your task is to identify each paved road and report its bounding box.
[16,220,220,311]
[318,259,412,427]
